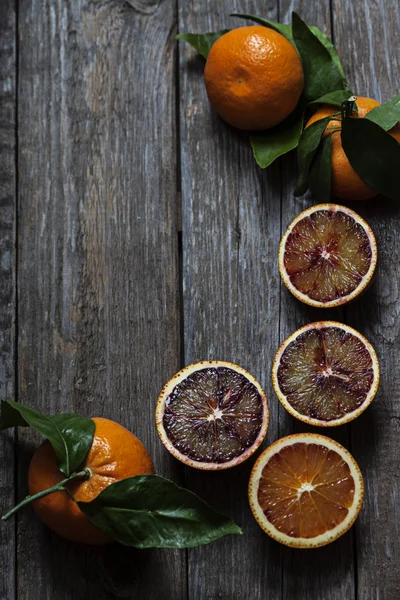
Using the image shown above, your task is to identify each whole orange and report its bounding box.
[204,26,304,130]
[28,417,154,544]
[306,96,400,200]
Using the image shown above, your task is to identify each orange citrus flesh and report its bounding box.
[162,366,265,464]
[204,26,304,130]
[257,442,355,538]
[283,208,373,303]
[276,326,374,421]
[28,417,154,545]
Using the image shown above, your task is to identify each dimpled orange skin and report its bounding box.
[306,97,400,200]
[28,417,155,545]
[204,26,304,130]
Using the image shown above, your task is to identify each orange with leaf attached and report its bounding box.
[28,417,154,544]
[204,26,304,130]
[306,96,400,200]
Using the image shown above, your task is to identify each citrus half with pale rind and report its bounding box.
[272,321,379,426]
[249,433,364,548]
[156,361,269,470]
[279,204,377,308]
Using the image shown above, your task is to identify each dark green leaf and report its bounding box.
[308,90,354,109]
[50,414,95,475]
[292,12,348,101]
[308,25,349,89]
[175,31,229,59]
[78,475,242,549]
[230,14,293,41]
[0,400,95,476]
[309,133,333,201]
[341,118,400,200]
[294,116,333,195]
[250,102,305,168]
[365,93,400,131]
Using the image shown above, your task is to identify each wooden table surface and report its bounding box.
[1,1,399,598]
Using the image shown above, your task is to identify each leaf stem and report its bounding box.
[341,96,357,120]
[1,468,91,521]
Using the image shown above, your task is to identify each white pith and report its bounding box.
[272,321,380,427]
[248,433,364,549]
[297,481,315,498]
[206,406,224,421]
[278,204,378,309]
[155,360,269,471]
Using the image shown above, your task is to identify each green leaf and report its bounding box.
[175,31,229,59]
[308,26,349,89]
[250,102,305,168]
[308,90,354,109]
[230,14,293,41]
[294,115,333,195]
[292,12,348,101]
[309,133,333,201]
[78,475,243,549]
[365,93,400,131]
[341,118,400,200]
[0,400,95,476]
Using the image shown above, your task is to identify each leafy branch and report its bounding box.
[0,401,242,548]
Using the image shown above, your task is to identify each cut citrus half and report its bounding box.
[156,361,269,470]
[278,204,377,308]
[272,322,379,426]
[249,433,364,548]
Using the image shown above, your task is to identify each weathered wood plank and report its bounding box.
[16,1,184,598]
[0,1,16,599]
[277,2,355,598]
[179,2,283,598]
[333,1,400,598]
[8,0,399,598]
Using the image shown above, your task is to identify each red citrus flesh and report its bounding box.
[257,442,355,538]
[282,207,375,305]
[276,326,375,421]
[162,366,265,464]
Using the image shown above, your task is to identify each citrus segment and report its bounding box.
[272,322,379,426]
[279,204,377,308]
[156,361,269,470]
[249,434,364,548]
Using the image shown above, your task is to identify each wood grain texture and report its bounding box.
[0,1,16,599]
[16,0,184,598]
[333,1,400,598]
[278,2,355,599]
[179,2,283,599]
[2,0,399,598]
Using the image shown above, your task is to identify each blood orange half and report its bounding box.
[155,361,269,470]
[248,433,364,548]
[279,204,377,308]
[272,322,380,426]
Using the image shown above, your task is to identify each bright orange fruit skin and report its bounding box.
[28,417,155,545]
[306,96,400,200]
[204,26,304,131]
